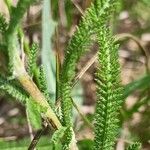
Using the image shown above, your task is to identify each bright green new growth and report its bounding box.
[0,13,7,53]
[27,44,54,108]
[94,27,122,150]
[27,43,39,76]
[60,0,117,128]
[50,126,66,148]
[26,98,42,129]
[5,0,36,74]
[38,66,55,110]
[1,0,62,134]
[0,75,28,103]
[0,0,125,149]
[38,66,49,95]
[59,3,97,149]
[126,142,141,150]
[93,1,123,150]
[60,0,121,149]
[0,13,7,33]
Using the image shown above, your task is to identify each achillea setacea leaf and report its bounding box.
[126,142,141,150]
[93,26,123,150]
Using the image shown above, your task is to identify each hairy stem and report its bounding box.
[17,71,62,129]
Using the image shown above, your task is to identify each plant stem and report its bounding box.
[12,54,62,129]
[28,127,48,150]
[72,52,97,87]
[26,109,36,150]
[71,98,93,130]
[17,72,62,129]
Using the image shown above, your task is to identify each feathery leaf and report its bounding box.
[0,13,8,33]
[60,0,119,149]
[38,66,49,96]
[50,126,66,149]
[93,26,123,150]
[5,0,36,74]
[26,98,42,129]
[60,0,117,127]
[126,142,141,150]
[27,43,39,76]
[38,66,55,109]
[0,75,28,103]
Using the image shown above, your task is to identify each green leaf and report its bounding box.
[94,26,123,150]
[0,75,28,103]
[0,13,8,33]
[126,142,141,150]
[0,136,56,150]
[41,0,56,101]
[124,74,150,98]
[59,1,120,149]
[36,66,55,110]
[27,43,39,76]
[26,99,42,129]
[50,126,66,149]
[125,97,149,119]
[5,0,36,73]
[77,139,94,150]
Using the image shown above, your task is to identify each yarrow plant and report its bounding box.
[0,0,142,150]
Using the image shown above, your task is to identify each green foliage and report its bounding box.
[64,0,73,27]
[94,26,122,150]
[7,0,36,35]
[61,127,74,150]
[0,136,57,150]
[59,3,97,147]
[50,126,66,149]
[26,99,42,129]
[5,0,36,73]
[27,44,55,109]
[124,74,150,98]
[0,13,7,55]
[4,0,12,11]
[60,0,116,126]
[41,0,56,99]
[38,66,49,97]
[0,75,28,103]
[140,0,150,6]
[1,0,146,149]
[27,43,39,76]
[0,13,7,33]
[77,139,94,150]
[37,66,55,110]
[126,142,141,150]
[60,0,121,149]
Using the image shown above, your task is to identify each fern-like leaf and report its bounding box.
[50,126,66,149]
[0,76,28,103]
[60,0,117,126]
[38,66,49,96]
[126,142,141,150]
[7,0,36,35]
[37,66,55,110]
[27,43,39,76]
[5,0,36,74]
[60,0,119,149]
[93,26,123,150]
[59,6,96,148]
[0,13,7,33]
